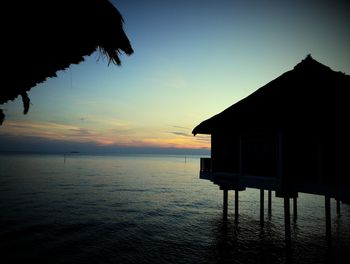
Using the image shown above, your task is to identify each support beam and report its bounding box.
[223,189,228,219]
[293,197,297,221]
[284,197,291,249]
[260,189,264,225]
[239,135,243,176]
[336,199,341,216]
[325,196,331,245]
[235,190,239,223]
[268,190,272,216]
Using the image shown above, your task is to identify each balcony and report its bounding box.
[200,157,212,180]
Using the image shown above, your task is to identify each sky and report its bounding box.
[1,0,350,154]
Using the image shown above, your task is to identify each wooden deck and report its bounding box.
[200,157,350,201]
[198,156,348,248]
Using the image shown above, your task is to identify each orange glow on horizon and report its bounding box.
[1,120,210,150]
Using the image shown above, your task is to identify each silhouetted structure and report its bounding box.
[193,55,350,245]
[1,0,133,125]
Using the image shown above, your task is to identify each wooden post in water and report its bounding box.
[325,196,331,245]
[284,197,291,249]
[293,197,297,221]
[268,190,272,216]
[235,190,239,223]
[260,189,264,225]
[336,199,341,216]
[223,189,228,219]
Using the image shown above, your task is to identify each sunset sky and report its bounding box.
[1,0,350,153]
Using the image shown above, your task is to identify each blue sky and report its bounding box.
[1,0,349,153]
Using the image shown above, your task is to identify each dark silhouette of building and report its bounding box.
[193,55,350,246]
[193,55,350,202]
[1,0,133,125]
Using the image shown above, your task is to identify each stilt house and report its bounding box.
[193,55,350,203]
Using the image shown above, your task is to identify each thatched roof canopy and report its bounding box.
[1,0,133,124]
[193,55,350,136]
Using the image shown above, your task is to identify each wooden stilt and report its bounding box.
[325,196,331,245]
[260,189,264,225]
[293,197,297,221]
[336,199,340,216]
[235,190,239,223]
[268,190,272,216]
[284,197,291,249]
[223,189,228,219]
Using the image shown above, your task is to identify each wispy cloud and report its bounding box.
[68,128,92,137]
[168,131,192,137]
[0,119,210,150]
[194,135,211,143]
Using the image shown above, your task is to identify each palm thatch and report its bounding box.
[1,0,133,125]
[193,55,350,136]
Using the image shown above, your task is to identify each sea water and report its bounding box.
[0,153,349,263]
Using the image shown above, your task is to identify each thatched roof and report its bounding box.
[1,0,133,125]
[193,55,350,136]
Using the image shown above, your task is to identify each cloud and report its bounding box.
[0,119,210,150]
[0,134,210,155]
[68,128,92,137]
[168,131,192,137]
[194,136,210,143]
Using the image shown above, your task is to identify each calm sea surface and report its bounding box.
[0,153,349,264]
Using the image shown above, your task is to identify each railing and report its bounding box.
[200,157,211,172]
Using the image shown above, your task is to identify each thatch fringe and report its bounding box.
[1,0,133,125]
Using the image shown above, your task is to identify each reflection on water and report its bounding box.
[208,215,285,264]
[0,154,349,263]
[207,202,349,264]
